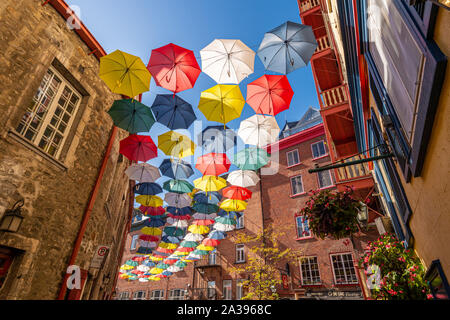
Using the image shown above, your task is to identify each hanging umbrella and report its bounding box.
[166,206,192,216]
[99,50,151,98]
[257,21,318,74]
[163,179,194,194]
[215,216,237,225]
[149,275,162,281]
[188,224,210,234]
[213,222,236,232]
[174,248,194,254]
[179,240,198,248]
[147,43,201,93]
[200,39,255,84]
[192,212,217,220]
[125,163,160,183]
[167,213,191,220]
[227,170,260,188]
[151,94,197,130]
[134,183,163,195]
[139,205,165,216]
[137,265,151,272]
[233,147,269,171]
[131,255,147,262]
[220,199,247,212]
[192,202,219,214]
[193,191,222,205]
[139,240,157,249]
[135,195,163,207]
[161,270,174,277]
[202,238,221,247]
[142,260,156,267]
[184,254,202,261]
[159,158,194,180]
[222,186,253,201]
[208,230,227,240]
[217,210,241,219]
[199,126,237,154]
[246,74,294,116]
[141,227,162,236]
[162,235,182,244]
[158,131,196,158]
[194,175,227,192]
[163,226,186,237]
[107,99,155,134]
[195,153,231,176]
[196,244,215,251]
[237,115,280,148]
[120,135,158,162]
[192,249,209,256]
[124,259,139,267]
[198,85,245,125]
[164,192,192,208]
[184,232,204,242]
[166,218,189,228]
[159,242,179,250]
[167,265,185,273]
[192,219,215,226]
[139,234,160,242]
[148,255,163,262]
[142,217,165,228]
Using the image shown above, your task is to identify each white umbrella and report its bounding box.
[168,219,189,228]
[164,192,192,208]
[213,222,236,232]
[184,232,204,242]
[238,115,280,148]
[167,265,184,273]
[137,265,150,272]
[139,240,158,248]
[226,170,260,188]
[125,163,161,182]
[200,39,255,84]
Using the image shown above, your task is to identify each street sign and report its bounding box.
[90,245,110,269]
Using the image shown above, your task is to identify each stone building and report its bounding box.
[0,0,133,300]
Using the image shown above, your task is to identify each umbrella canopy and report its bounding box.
[108,99,155,134]
[135,195,163,207]
[217,210,242,220]
[125,163,160,183]
[147,43,201,93]
[184,233,204,242]
[194,175,227,192]
[159,242,179,249]
[200,39,255,84]
[141,227,163,236]
[142,217,166,228]
[192,202,220,214]
[99,50,151,98]
[208,230,227,240]
[227,170,260,188]
[200,126,237,154]
[192,219,215,226]
[220,199,248,212]
[124,259,139,267]
[257,21,318,74]
[134,183,163,195]
[213,222,236,232]
[167,219,189,229]
[151,94,197,130]
[158,131,196,158]
[202,238,221,247]
[215,216,237,225]
[179,240,198,248]
[167,213,191,220]
[198,85,245,125]
[233,147,269,171]
[164,192,192,208]
[192,212,217,220]
[192,249,210,256]
[159,158,194,180]
[237,115,280,148]
[163,179,194,194]
[139,205,165,216]
[195,153,231,176]
[166,206,192,216]
[163,226,186,237]
[188,224,210,234]
[120,135,158,162]
[222,186,253,201]
[196,244,215,251]
[246,75,294,116]
[184,254,202,261]
[193,191,222,205]
[139,234,160,242]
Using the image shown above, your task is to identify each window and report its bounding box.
[290,175,304,196]
[223,280,232,300]
[150,290,164,300]
[286,149,300,166]
[236,279,245,300]
[118,291,130,300]
[236,244,245,263]
[311,141,327,159]
[207,281,216,299]
[16,67,82,158]
[130,234,139,251]
[317,170,333,189]
[133,291,146,300]
[168,289,185,300]
[236,213,244,229]
[209,251,217,265]
[296,216,311,239]
[330,253,358,285]
[0,248,14,289]
[300,257,321,285]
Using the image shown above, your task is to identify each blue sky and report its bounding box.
[67,0,319,185]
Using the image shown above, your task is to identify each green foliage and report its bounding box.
[359,233,432,300]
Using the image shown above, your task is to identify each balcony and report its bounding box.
[320,85,348,109]
[334,154,374,191]
[194,252,222,269]
[299,0,320,14]
[314,35,331,55]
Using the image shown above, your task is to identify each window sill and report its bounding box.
[301,283,323,288]
[287,162,302,169]
[333,283,360,287]
[234,261,246,264]
[295,236,314,241]
[312,154,329,161]
[317,185,336,191]
[7,129,68,172]
[290,192,307,198]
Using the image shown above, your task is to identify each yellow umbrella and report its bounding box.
[120,265,134,271]
[220,199,248,211]
[173,251,190,256]
[119,273,131,279]
[198,84,245,124]
[159,242,178,250]
[188,224,210,234]
[141,227,162,236]
[99,50,151,98]
[135,195,163,207]
[196,244,215,251]
[148,255,163,262]
[194,175,227,192]
[150,267,165,274]
[149,275,162,281]
[158,131,196,158]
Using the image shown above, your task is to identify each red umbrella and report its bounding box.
[139,234,159,242]
[156,247,175,254]
[202,238,221,246]
[246,74,294,116]
[147,43,201,93]
[195,153,231,176]
[167,213,191,220]
[192,219,215,226]
[120,134,158,162]
[176,247,195,252]
[222,186,253,201]
[139,205,165,216]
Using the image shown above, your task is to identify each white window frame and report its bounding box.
[317,170,334,189]
[168,289,185,300]
[130,234,139,251]
[150,289,164,300]
[223,280,232,300]
[330,253,359,285]
[300,256,322,285]
[133,290,146,300]
[236,213,244,229]
[296,215,312,239]
[16,66,82,159]
[236,244,245,263]
[236,279,245,300]
[208,251,217,265]
[286,149,300,167]
[290,175,305,196]
[118,291,130,300]
[311,140,327,159]
[207,281,216,299]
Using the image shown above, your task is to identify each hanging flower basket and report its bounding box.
[300,188,361,240]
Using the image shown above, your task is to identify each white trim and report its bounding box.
[223,280,232,300]
[317,170,334,189]
[150,289,164,300]
[235,244,245,263]
[295,215,312,239]
[290,174,305,196]
[330,253,359,285]
[286,149,300,166]
[130,234,139,251]
[311,140,327,159]
[299,256,321,285]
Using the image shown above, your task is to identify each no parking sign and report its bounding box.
[90,245,110,269]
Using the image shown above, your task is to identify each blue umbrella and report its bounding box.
[193,191,222,204]
[161,270,173,276]
[199,126,237,154]
[143,217,166,228]
[151,94,197,130]
[192,202,219,214]
[133,182,163,195]
[159,158,194,179]
[257,21,317,74]
[162,235,181,244]
[166,206,192,216]
[217,210,241,219]
[208,230,227,240]
[143,260,156,267]
[137,247,153,254]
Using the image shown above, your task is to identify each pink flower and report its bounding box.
[427,294,433,300]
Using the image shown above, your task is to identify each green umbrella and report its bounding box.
[192,249,210,256]
[107,99,155,134]
[192,202,219,214]
[179,240,198,248]
[163,179,194,194]
[155,263,170,270]
[163,226,186,237]
[124,259,139,267]
[174,260,188,268]
[233,147,269,170]
[215,216,237,225]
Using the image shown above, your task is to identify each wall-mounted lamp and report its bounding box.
[0,199,25,233]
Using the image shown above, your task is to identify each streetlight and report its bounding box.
[357,202,368,227]
[0,199,25,233]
